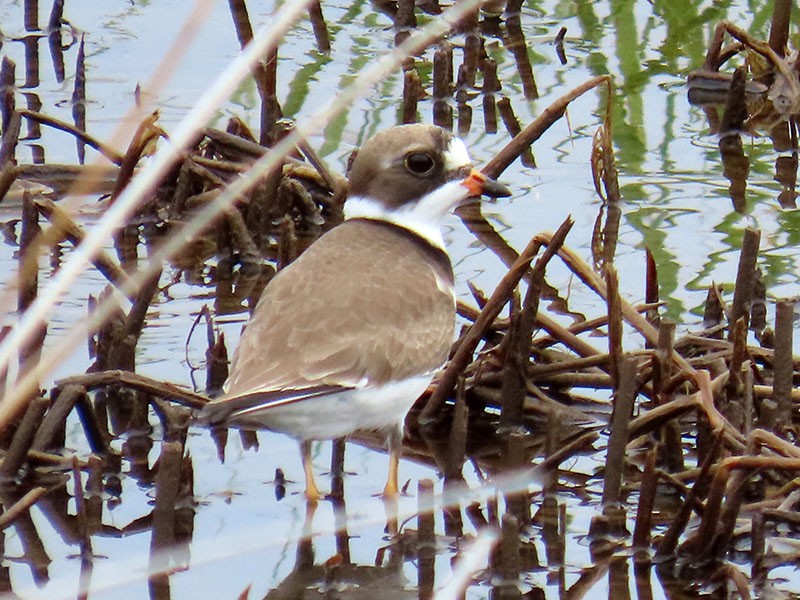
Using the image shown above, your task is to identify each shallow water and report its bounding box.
[0,0,799,598]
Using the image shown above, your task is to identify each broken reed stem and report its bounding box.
[455,207,603,359]
[500,217,573,431]
[654,320,675,393]
[417,478,435,599]
[307,0,330,54]
[495,513,521,585]
[110,111,164,202]
[457,299,505,327]
[433,41,453,99]
[703,283,725,335]
[148,440,184,596]
[19,192,41,317]
[497,97,535,167]
[772,299,794,426]
[632,448,657,554]
[554,26,568,64]
[277,214,297,270]
[500,293,525,429]
[768,0,793,57]
[0,111,20,168]
[224,202,259,260]
[0,395,49,481]
[0,486,48,530]
[34,197,132,295]
[605,267,622,390]
[72,36,87,164]
[482,75,609,179]
[31,384,86,452]
[482,58,498,134]
[0,57,15,135]
[330,438,345,500]
[56,370,208,410]
[527,350,642,377]
[540,233,701,376]
[445,377,468,482]
[742,361,754,435]
[402,66,423,124]
[48,0,65,31]
[533,303,660,350]
[396,0,417,30]
[18,110,124,164]
[704,450,756,561]
[750,428,800,459]
[261,50,281,145]
[419,231,544,422]
[503,13,537,100]
[645,247,659,328]
[656,319,684,472]
[656,428,724,559]
[692,452,748,561]
[752,512,765,579]
[602,354,637,506]
[74,392,110,454]
[719,67,748,132]
[18,199,44,374]
[294,137,342,200]
[71,455,93,559]
[637,387,697,446]
[724,317,747,429]
[0,164,16,203]
[103,265,162,372]
[462,27,480,88]
[729,227,760,337]
[227,0,282,143]
[206,330,228,394]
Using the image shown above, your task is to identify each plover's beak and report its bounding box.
[461,168,512,199]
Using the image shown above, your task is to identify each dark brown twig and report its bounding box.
[483,75,610,179]
[421,220,575,423]
[500,217,573,431]
[19,109,124,164]
[56,371,208,410]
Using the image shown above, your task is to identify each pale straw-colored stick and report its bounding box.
[0,2,310,368]
[435,528,499,600]
[0,0,217,323]
[0,0,488,431]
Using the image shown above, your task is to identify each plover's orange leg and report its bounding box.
[383,450,399,497]
[382,427,403,498]
[383,492,399,536]
[300,440,322,502]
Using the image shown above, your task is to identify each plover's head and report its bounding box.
[345,124,511,246]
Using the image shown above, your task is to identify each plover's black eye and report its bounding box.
[404,152,436,176]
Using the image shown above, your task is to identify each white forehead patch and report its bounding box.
[444,137,472,171]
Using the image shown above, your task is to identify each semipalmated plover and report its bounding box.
[200,124,510,500]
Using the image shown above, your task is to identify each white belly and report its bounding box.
[241,374,432,440]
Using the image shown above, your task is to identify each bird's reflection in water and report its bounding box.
[263,495,413,600]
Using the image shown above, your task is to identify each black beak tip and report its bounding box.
[483,178,512,199]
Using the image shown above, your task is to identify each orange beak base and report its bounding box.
[462,169,512,199]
